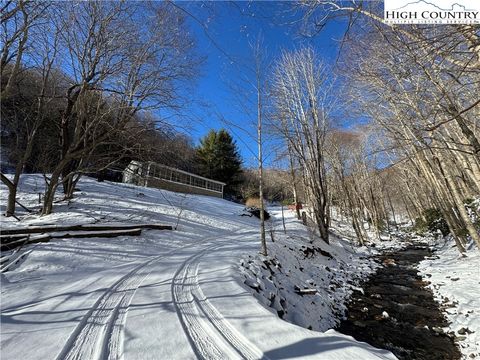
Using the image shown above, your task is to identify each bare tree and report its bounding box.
[1,1,50,101]
[326,130,369,245]
[1,1,60,217]
[218,34,270,255]
[340,24,480,251]
[253,39,268,256]
[39,1,200,214]
[272,47,333,243]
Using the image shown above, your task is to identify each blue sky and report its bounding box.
[171,2,349,167]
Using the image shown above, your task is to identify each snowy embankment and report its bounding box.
[240,209,380,332]
[1,175,396,359]
[418,238,480,359]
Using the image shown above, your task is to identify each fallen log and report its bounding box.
[294,289,318,295]
[0,252,14,264]
[0,223,172,236]
[0,228,144,252]
[0,234,29,243]
[49,228,142,239]
[1,248,34,272]
[293,285,318,295]
[1,234,51,251]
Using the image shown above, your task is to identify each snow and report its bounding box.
[1,175,396,359]
[418,237,480,359]
[239,208,380,332]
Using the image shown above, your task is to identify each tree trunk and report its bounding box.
[450,107,480,155]
[287,142,301,220]
[65,173,82,200]
[1,173,17,217]
[437,157,480,249]
[42,161,68,215]
[257,73,267,257]
[386,191,399,230]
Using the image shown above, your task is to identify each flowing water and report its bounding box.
[336,244,461,360]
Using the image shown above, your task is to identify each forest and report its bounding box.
[2,1,478,254]
[1,1,479,360]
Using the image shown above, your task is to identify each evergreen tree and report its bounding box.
[196,129,242,194]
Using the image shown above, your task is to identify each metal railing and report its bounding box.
[123,161,225,194]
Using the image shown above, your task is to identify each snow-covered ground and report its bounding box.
[419,238,480,359]
[240,208,380,332]
[0,175,396,360]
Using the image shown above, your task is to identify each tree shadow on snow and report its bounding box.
[263,336,391,359]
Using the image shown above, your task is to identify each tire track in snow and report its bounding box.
[171,237,267,360]
[56,255,156,360]
[56,234,226,360]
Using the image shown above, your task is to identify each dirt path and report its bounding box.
[336,244,461,360]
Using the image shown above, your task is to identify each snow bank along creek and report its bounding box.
[336,244,461,360]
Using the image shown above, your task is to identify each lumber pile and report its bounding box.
[0,223,172,252]
[1,223,172,235]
